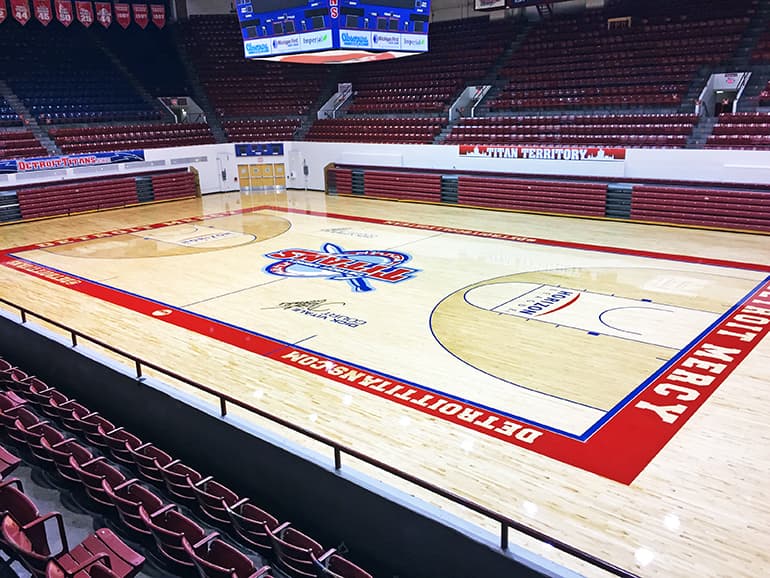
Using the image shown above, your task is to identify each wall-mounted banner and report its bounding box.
[132,2,147,28]
[0,1,7,24]
[0,150,145,174]
[94,0,109,26]
[459,145,627,162]
[234,143,284,157]
[150,2,163,28]
[75,0,92,26]
[11,0,30,25]
[113,1,129,28]
[55,0,72,26]
[33,0,51,25]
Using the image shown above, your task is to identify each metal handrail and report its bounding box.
[0,296,639,578]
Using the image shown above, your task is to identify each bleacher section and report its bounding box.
[179,15,329,118]
[0,97,21,127]
[49,123,215,154]
[223,119,302,142]
[341,17,515,114]
[306,117,447,144]
[489,0,753,111]
[10,170,197,220]
[0,356,374,578]
[708,112,770,149]
[0,20,159,124]
[327,164,770,233]
[0,130,47,160]
[444,114,696,148]
[94,26,190,97]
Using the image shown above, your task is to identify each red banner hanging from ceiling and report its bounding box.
[150,3,164,28]
[132,3,147,28]
[33,0,51,25]
[11,0,31,24]
[75,0,92,26]
[113,2,129,28]
[93,0,109,27]
[55,0,73,26]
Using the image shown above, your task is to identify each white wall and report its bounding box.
[4,143,770,196]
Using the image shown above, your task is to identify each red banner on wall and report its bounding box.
[150,3,164,28]
[0,1,6,24]
[75,0,92,26]
[93,0,109,26]
[55,0,72,26]
[458,145,627,162]
[113,1,128,28]
[132,3,147,28]
[33,0,51,25]
[11,0,30,24]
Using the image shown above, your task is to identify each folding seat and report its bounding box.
[268,525,335,578]
[0,390,30,434]
[47,439,92,485]
[139,505,213,570]
[0,478,46,551]
[312,553,373,578]
[70,456,128,510]
[183,536,272,578]
[102,479,165,538]
[98,426,142,466]
[43,528,144,578]
[223,499,281,556]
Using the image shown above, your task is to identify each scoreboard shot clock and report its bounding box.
[236,0,431,64]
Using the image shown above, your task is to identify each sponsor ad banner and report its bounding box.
[234,143,284,157]
[33,0,51,25]
[339,29,371,49]
[11,0,30,24]
[270,34,301,55]
[132,3,147,28]
[113,1,128,28]
[244,38,271,58]
[475,0,506,9]
[459,144,627,162]
[94,0,109,27]
[55,0,72,26]
[371,32,400,50]
[75,0,92,26]
[400,33,428,52]
[149,3,163,28]
[0,150,145,175]
[0,0,6,24]
[299,30,333,52]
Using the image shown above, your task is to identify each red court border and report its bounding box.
[2,205,769,484]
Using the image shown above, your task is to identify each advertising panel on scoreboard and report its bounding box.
[475,0,506,10]
[236,0,430,63]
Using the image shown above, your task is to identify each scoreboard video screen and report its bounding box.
[236,0,430,64]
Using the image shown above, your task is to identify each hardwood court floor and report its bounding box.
[1,190,769,577]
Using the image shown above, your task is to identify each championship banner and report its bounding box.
[132,3,147,28]
[113,2,129,28]
[0,150,145,175]
[94,0,109,26]
[75,0,92,26]
[33,0,51,25]
[55,0,72,26]
[11,0,30,24]
[149,3,164,28]
[459,144,627,162]
[0,1,6,24]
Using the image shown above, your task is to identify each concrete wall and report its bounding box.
[0,309,578,578]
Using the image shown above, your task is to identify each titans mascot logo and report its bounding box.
[264,243,419,292]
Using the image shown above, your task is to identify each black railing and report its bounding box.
[0,296,639,578]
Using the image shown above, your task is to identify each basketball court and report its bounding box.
[1,190,769,577]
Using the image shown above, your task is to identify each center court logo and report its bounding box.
[264,243,419,292]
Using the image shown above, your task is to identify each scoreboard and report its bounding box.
[236,0,430,64]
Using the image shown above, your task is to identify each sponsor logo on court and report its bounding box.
[513,287,580,317]
[263,299,366,328]
[320,227,377,239]
[264,243,419,292]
